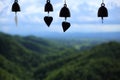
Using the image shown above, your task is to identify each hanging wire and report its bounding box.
[65,17,67,21]
[15,0,18,2]
[64,0,66,4]
[102,0,104,3]
[48,12,49,16]
[47,0,50,3]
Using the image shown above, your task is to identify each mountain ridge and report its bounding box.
[0,32,120,80]
[2,32,120,40]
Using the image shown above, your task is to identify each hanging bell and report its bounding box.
[98,3,108,23]
[12,0,20,26]
[59,1,71,32]
[44,0,53,27]
[45,0,53,12]
[12,0,20,12]
[59,4,70,18]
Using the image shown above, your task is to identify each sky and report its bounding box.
[0,0,120,35]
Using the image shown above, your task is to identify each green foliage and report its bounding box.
[43,42,120,80]
[0,68,19,80]
[0,32,120,80]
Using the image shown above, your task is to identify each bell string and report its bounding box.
[15,12,18,26]
[48,11,50,15]
[47,0,50,3]
[15,0,18,2]
[101,17,103,23]
[48,12,49,16]
[65,17,67,21]
[64,0,66,4]
[102,0,104,3]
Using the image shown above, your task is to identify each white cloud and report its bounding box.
[69,24,120,32]
[106,0,120,8]
[0,18,9,22]
[0,26,11,33]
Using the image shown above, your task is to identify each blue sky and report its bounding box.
[0,0,120,35]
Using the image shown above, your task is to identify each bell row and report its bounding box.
[11,0,108,32]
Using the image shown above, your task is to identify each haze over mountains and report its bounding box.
[3,31,120,41]
[37,32,120,40]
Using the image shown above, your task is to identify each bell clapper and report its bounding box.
[101,17,103,23]
[15,12,18,26]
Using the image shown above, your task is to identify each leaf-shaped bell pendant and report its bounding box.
[59,1,71,32]
[44,0,53,27]
[12,0,20,26]
[98,3,108,23]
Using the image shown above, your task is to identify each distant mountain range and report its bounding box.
[0,32,120,80]
[6,31,120,41]
[38,32,120,40]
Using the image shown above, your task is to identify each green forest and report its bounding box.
[0,32,120,80]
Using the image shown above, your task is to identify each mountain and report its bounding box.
[0,32,120,80]
[0,32,44,80]
[0,32,79,80]
[32,32,120,41]
[35,42,120,80]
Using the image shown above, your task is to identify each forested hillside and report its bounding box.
[0,32,120,80]
[37,42,120,80]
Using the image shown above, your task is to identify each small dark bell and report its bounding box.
[98,3,108,22]
[45,0,53,12]
[12,1,20,12]
[59,4,70,18]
